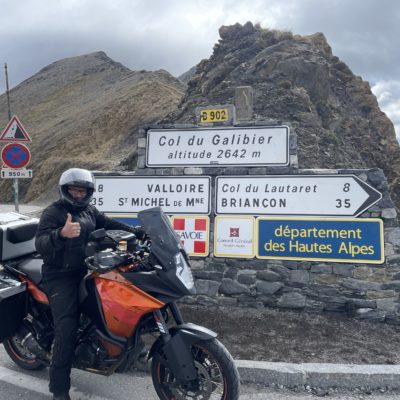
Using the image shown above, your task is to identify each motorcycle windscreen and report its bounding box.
[138,207,183,270]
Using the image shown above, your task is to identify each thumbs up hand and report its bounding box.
[60,213,81,238]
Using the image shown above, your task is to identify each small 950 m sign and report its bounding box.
[1,168,33,179]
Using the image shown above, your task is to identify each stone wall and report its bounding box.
[134,122,400,323]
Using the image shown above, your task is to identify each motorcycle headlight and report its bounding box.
[174,252,194,290]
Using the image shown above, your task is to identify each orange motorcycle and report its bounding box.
[0,207,240,400]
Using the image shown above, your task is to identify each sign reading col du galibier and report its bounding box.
[146,126,289,167]
[92,175,211,214]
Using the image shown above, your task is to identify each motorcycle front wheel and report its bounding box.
[3,336,45,370]
[151,338,240,400]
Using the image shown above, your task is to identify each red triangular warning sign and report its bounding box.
[0,115,32,142]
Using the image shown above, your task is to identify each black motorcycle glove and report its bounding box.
[133,228,147,241]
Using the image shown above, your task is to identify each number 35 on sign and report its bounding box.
[1,168,33,179]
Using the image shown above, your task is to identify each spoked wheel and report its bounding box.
[151,338,240,400]
[3,336,45,370]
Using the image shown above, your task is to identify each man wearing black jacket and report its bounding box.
[35,168,145,400]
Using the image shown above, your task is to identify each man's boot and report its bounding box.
[53,393,71,400]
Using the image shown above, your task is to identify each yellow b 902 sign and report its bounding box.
[200,108,229,123]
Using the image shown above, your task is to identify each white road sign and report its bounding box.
[1,168,32,179]
[0,115,31,142]
[171,215,210,256]
[146,126,289,166]
[215,175,382,217]
[92,175,211,214]
[214,216,255,258]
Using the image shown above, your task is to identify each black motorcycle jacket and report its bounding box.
[35,200,140,274]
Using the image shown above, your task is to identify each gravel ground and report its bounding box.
[180,304,400,364]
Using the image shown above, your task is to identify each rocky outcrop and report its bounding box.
[164,22,400,212]
[0,52,185,203]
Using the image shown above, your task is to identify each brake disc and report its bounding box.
[170,360,213,400]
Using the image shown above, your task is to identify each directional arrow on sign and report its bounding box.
[215,175,383,217]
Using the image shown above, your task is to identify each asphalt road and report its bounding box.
[0,346,268,400]
[0,203,44,216]
[2,347,400,400]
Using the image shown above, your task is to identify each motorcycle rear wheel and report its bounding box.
[151,338,240,400]
[3,336,45,370]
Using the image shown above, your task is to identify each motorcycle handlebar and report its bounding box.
[84,245,153,273]
[84,256,96,271]
[137,238,151,252]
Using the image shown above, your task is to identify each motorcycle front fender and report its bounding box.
[169,322,218,342]
[148,323,217,383]
[149,322,217,358]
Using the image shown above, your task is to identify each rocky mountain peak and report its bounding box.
[165,22,400,212]
[301,32,332,56]
[218,21,257,40]
[0,52,185,203]
[37,51,129,77]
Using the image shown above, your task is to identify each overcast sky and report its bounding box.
[0,0,399,139]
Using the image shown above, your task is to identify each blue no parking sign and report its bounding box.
[256,217,384,264]
[1,143,31,169]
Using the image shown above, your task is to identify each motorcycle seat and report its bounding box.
[17,257,43,285]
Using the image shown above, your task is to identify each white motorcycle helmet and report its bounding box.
[59,168,95,211]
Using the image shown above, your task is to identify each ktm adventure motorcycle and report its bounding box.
[0,207,240,400]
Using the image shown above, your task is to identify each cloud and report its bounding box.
[372,80,400,141]
[247,0,400,81]
[0,0,223,90]
[1,0,399,83]
[0,0,399,138]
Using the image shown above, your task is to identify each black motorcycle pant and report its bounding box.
[43,270,84,395]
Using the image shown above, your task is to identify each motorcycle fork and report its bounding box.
[153,302,184,337]
[153,309,170,338]
[153,308,198,384]
[169,301,184,325]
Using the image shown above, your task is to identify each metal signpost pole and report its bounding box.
[4,63,19,212]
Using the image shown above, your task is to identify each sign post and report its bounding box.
[1,66,33,212]
[3,65,19,211]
